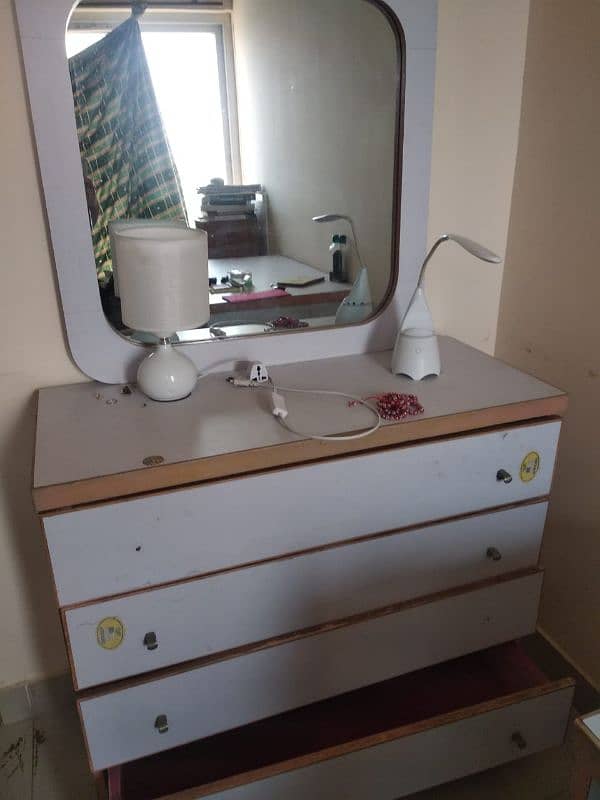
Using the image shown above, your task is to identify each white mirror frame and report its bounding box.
[15,0,437,384]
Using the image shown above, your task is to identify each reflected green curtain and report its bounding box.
[69,16,187,283]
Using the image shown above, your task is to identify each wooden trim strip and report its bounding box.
[76,568,542,702]
[34,397,567,513]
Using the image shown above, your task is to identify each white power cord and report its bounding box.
[228,367,382,442]
[270,385,382,442]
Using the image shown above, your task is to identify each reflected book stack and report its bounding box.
[197,179,264,219]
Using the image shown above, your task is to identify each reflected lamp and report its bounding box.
[313,213,373,324]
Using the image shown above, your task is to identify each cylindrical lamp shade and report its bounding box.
[113,225,210,337]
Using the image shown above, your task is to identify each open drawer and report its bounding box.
[104,642,574,800]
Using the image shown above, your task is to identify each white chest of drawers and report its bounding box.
[33,339,574,799]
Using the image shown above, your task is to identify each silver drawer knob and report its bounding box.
[511,731,527,750]
[497,469,513,484]
[143,632,158,651]
[487,547,502,562]
[155,714,169,734]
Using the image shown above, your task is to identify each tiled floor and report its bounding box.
[0,702,576,800]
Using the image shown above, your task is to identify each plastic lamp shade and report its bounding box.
[109,219,188,297]
[113,225,209,338]
[444,234,502,264]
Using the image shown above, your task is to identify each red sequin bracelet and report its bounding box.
[352,393,425,421]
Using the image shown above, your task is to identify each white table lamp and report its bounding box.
[113,224,209,401]
[392,234,502,379]
[313,213,373,324]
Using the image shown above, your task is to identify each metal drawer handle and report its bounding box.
[143,632,158,651]
[155,715,169,734]
[497,469,513,484]
[487,547,502,562]
[511,731,527,750]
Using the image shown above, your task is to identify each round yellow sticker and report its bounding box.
[520,452,541,483]
[96,617,124,650]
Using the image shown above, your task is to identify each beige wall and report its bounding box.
[233,0,397,309]
[426,0,530,354]
[495,0,600,687]
[0,0,83,688]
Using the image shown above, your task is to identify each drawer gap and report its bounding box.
[108,641,569,800]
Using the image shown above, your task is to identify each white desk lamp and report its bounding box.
[392,234,502,379]
[113,224,209,401]
[313,214,373,324]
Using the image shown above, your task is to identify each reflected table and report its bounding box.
[208,255,350,325]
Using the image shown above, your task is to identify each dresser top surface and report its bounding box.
[33,338,565,512]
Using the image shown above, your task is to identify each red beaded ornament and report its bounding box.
[358,393,425,421]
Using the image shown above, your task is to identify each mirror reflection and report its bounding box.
[66,0,400,342]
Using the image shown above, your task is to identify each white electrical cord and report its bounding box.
[228,375,382,442]
[271,385,382,442]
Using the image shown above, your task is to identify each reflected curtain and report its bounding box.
[69,16,187,283]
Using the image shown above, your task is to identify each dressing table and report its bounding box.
[18,0,575,795]
[32,338,574,798]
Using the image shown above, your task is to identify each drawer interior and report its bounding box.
[107,641,564,800]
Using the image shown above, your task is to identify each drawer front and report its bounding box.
[46,421,560,606]
[80,571,543,770]
[67,503,547,689]
[203,685,573,800]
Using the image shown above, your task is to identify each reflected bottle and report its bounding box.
[329,234,348,283]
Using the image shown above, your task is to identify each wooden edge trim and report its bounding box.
[117,678,577,800]
[33,398,568,513]
[76,568,543,703]
[94,771,109,800]
[58,498,550,612]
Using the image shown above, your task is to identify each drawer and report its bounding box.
[66,503,547,690]
[105,642,575,800]
[45,421,560,606]
[79,570,543,770]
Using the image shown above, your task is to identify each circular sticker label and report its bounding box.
[520,452,541,483]
[96,617,124,650]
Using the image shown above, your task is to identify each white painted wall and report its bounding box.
[233,0,397,309]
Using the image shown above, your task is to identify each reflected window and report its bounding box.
[67,15,238,221]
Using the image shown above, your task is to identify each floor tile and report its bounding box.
[32,707,95,800]
[0,685,31,727]
[0,719,33,800]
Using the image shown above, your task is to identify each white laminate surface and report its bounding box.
[79,572,543,771]
[44,423,559,606]
[65,503,548,689]
[583,711,600,741]
[34,338,564,491]
[204,688,574,800]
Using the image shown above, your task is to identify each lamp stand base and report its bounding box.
[391,328,441,380]
[137,341,198,402]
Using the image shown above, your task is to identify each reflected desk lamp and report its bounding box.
[392,234,502,380]
[112,224,209,402]
[313,214,373,324]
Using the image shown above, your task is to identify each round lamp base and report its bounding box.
[391,328,441,380]
[137,342,198,402]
